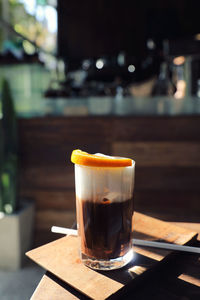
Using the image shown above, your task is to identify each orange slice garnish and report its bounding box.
[71,149,132,167]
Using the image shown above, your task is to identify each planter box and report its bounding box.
[0,200,35,270]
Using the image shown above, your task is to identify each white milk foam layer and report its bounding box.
[75,155,135,203]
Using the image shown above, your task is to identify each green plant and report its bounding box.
[0,78,18,214]
[0,116,4,212]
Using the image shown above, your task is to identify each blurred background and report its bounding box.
[0,0,200,298]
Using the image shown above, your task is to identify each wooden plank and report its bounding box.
[19,166,200,191]
[112,142,200,167]
[112,116,200,141]
[19,116,200,143]
[135,167,200,191]
[19,165,75,189]
[35,210,76,230]
[19,188,76,211]
[138,211,200,225]
[19,143,111,167]
[26,212,197,300]
[19,117,113,144]
[171,222,200,235]
[31,259,200,300]
[133,212,196,245]
[134,191,200,218]
[31,274,80,300]
[179,274,200,288]
[31,240,200,299]
[28,236,124,300]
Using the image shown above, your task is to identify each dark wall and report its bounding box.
[58,0,146,60]
[57,0,200,62]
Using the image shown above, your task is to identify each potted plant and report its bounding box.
[0,78,35,270]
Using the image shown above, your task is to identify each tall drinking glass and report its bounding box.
[74,155,135,270]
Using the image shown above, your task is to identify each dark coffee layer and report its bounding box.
[78,198,134,260]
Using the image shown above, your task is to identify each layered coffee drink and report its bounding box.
[71,150,135,270]
[78,197,134,260]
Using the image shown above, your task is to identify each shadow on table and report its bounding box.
[107,240,200,300]
[46,239,200,300]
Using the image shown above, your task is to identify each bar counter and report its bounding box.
[17,96,200,246]
[16,95,200,118]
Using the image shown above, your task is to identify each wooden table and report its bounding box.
[29,219,200,300]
